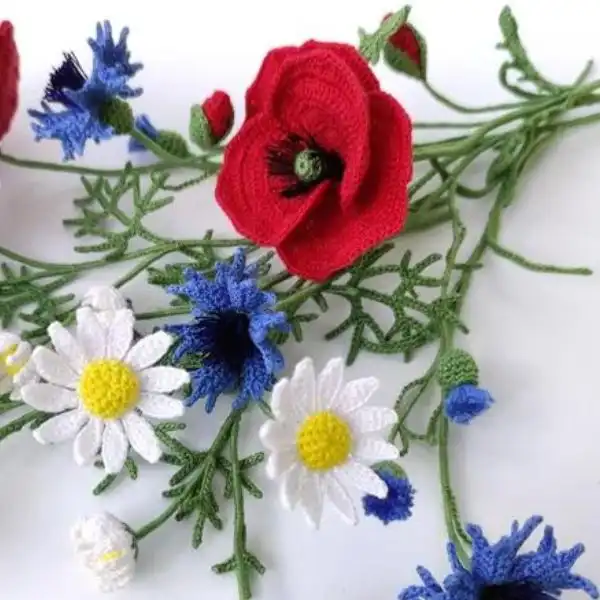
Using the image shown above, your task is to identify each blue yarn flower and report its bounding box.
[362,467,415,525]
[166,249,290,412]
[29,22,143,160]
[128,115,158,152]
[399,515,598,600]
[444,384,493,425]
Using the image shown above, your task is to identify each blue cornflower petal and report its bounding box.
[444,384,493,425]
[362,468,415,525]
[88,21,143,79]
[399,516,598,600]
[166,249,288,412]
[128,114,159,152]
[29,103,113,160]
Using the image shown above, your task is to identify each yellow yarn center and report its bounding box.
[0,344,23,377]
[79,359,140,419]
[98,549,126,564]
[296,411,352,471]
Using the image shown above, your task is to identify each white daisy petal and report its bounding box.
[105,309,135,360]
[76,307,106,360]
[0,331,19,352]
[48,322,87,373]
[101,421,129,474]
[259,420,295,452]
[0,375,12,395]
[125,331,173,371]
[74,418,104,466]
[9,340,31,365]
[33,409,88,444]
[137,393,184,419]
[82,285,127,312]
[270,378,296,422]
[12,361,37,388]
[281,463,305,510]
[139,366,190,393]
[331,377,379,414]
[290,357,317,414]
[335,459,387,498]
[121,412,162,463]
[21,383,78,413]
[300,472,323,529]
[265,448,296,479]
[347,407,398,434]
[326,473,358,525]
[31,346,78,388]
[318,357,344,410]
[353,438,399,462]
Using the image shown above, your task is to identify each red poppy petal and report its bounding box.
[245,46,299,118]
[0,21,19,141]
[300,41,380,92]
[277,91,412,281]
[216,113,331,246]
[267,48,371,210]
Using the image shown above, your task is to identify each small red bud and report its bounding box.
[201,91,234,143]
[382,14,427,80]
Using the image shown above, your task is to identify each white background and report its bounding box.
[2,0,600,598]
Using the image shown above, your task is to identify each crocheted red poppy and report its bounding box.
[0,21,19,141]
[216,41,412,281]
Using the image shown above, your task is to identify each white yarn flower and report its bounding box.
[0,330,37,400]
[259,356,399,528]
[71,512,136,592]
[21,302,190,474]
[81,285,129,329]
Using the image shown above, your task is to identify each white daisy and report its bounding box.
[71,512,136,592]
[21,304,190,474]
[259,356,399,528]
[0,330,37,400]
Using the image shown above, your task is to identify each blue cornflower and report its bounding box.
[399,515,598,600]
[444,384,493,425]
[29,22,143,160]
[166,249,290,412]
[128,115,159,152]
[362,466,415,525]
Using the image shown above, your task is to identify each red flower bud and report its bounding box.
[382,14,427,80]
[0,21,19,141]
[202,91,234,143]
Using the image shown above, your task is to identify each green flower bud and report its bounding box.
[99,99,134,135]
[437,349,478,390]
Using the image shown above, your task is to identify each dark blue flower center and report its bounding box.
[480,583,555,600]
[266,133,344,198]
[44,52,88,106]
[199,310,254,371]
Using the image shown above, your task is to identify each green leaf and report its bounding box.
[358,6,411,65]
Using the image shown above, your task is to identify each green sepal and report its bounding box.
[189,105,214,150]
[372,460,407,480]
[383,23,428,81]
[358,6,411,65]
[155,130,192,159]
[437,349,479,390]
[99,98,134,134]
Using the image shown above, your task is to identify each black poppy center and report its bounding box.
[208,310,254,371]
[266,133,345,198]
[480,582,553,600]
[44,52,88,105]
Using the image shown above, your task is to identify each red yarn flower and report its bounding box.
[0,21,19,141]
[216,41,412,281]
[383,15,427,80]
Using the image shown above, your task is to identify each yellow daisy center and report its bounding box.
[0,344,24,377]
[98,549,126,564]
[79,359,140,420]
[296,410,352,471]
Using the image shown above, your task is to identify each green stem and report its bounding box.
[0,150,184,177]
[423,80,528,113]
[230,417,253,600]
[0,409,41,442]
[136,306,190,321]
